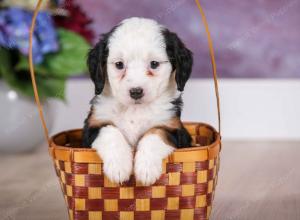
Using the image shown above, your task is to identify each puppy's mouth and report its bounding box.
[134,100,143,104]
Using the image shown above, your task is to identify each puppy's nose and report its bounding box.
[129,87,144,100]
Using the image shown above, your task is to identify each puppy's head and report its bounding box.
[87,17,193,105]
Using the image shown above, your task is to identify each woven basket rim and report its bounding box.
[49,122,221,163]
[50,122,220,151]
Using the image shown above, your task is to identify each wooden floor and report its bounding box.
[0,141,299,220]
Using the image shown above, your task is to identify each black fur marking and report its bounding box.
[162,29,193,91]
[82,107,109,147]
[87,26,119,95]
[165,126,192,148]
[82,124,100,148]
[170,95,183,117]
[82,110,96,147]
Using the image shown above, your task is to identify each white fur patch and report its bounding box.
[92,125,133,184]
[93,90,179,146]
[134,134,174,186]
[106,17,173,106]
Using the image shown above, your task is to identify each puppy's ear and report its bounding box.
[87,33,110,95]
[163,29,193,92]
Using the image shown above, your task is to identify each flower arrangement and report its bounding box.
[0,0,94,100]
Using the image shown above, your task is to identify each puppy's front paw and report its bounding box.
[103,153,132,184]
[134,150,162,186]
[92,126,133,184]
[134,134,174,186]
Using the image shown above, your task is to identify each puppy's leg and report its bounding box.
[92,125,133,184]
[134,129,174,186]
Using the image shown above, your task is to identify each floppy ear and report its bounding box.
[87,33,110,95]
[162,29,193,92]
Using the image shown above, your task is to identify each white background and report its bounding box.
[51,79,300,140]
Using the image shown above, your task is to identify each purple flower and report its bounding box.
[0,7,59,64]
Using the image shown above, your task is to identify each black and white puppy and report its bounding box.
[83,17,193,185]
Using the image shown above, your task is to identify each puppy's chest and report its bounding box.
[94,102,173,146]
[117,108,156,144]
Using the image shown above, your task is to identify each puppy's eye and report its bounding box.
[115,61,124,70]
[150,61,160,69]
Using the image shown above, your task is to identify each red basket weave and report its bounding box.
[49,123,220,220]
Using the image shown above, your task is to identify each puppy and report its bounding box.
[82,17,193,185]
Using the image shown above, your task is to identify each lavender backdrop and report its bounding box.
[77,0,300,78]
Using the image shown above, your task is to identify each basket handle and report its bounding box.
[195,0,221,135]
[29,0,221,147]
[29,0,50,146]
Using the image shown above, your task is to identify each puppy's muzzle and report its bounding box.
[129,87,144,100]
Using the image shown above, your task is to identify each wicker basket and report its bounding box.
[28,1,222,220]
[50,123,220,220]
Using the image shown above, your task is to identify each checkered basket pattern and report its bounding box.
[49,122,221,220]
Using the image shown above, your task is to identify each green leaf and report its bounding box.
[16,55,49,76]
[36,76,66,100]
[0,48,66,100]
[16,28,90,78]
